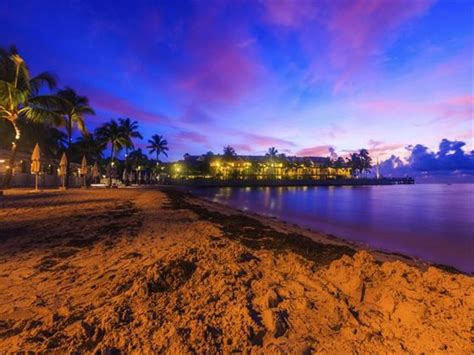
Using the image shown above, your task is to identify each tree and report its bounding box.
[359,148,372,177]
[95,119,128,186]
[347,152,362,177]
[223,145,236,160]
[56,87,95,187]
[119,117,142,185]
[119,117,142,155]
[266,147,279,158]
[0,46,62,188]
[147,134,169,161]
[70,133,105,163]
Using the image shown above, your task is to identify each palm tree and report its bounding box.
[223,145,236,160]
[118,118,142,155]
[56,87,95,187]
[95,119,128,187]
[147,134,169,161]
[119,118,142,185]
[71,133,105,163]
[359,148,372,177]
[0,46,62,188]
[266,147,278,157]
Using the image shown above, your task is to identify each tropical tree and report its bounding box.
[0,46,62,188]
[95,119,128,186]
[118,117,142,155]
[266,146,279,158]
[147,134,169,161]
[359,148,372,177]
[56,87,95,186]
[70,133,105,163]
[223,145,236,160]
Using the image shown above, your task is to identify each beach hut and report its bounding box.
[59,153,68,190]
[81,155,88,188]
[31,143,41,191]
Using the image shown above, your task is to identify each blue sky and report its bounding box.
[1,0,472,161]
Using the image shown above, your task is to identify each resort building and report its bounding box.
[170,154,352,180]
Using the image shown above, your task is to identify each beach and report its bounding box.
[0,188,472,353]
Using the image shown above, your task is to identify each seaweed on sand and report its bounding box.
[162,189,356,267]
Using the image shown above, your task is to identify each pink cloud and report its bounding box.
[172,130,209,145]
[326,0,434,92]
[86,87,168,123]
[179,105,213,124]
[368,140,405,157]
[172,8,264,104]
[239,132,296,149]
[262,0,318,28]
[358,94,473,124]
[270,0,435,92]
[296,145,333,156]
[232,143,253,153]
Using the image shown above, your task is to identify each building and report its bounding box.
[170,154,352,180]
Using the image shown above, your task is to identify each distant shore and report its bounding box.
[167,176,415,188]
[0,187,471,353]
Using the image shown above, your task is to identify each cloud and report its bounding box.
[378,138,474,181]
[238,132,296,149]
[368,139,405,157]
[179,105,214,124]
[296,145,334,156]
[358,94,473,125]
[172,130,209,145]
[86,86,168,124]
[262,0,318,28]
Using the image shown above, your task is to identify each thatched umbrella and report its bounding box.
[81,156,88,188]
[92,162,100,183]
[59,152,68,189]
[31,143,41,191]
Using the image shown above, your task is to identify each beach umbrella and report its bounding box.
[81,156,88,188]
[59,152,68,189]
[31,143,41,191]
[81,156,88,175]
[92,162,99,178]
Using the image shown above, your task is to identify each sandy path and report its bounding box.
[0,188,472,353]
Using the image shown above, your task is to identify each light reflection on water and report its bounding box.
[191,184,474,273]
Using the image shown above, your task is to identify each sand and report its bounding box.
[0,188,472,353]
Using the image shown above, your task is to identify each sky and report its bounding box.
[1,0,473,161]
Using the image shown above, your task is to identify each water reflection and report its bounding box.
[191,184,474,273]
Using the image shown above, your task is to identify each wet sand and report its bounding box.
[0,188,472,353]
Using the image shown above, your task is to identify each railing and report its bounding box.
[0,173,82,188]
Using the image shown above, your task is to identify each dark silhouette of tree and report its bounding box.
[56,87,95,186]
[95,119,128,186]
[147,134,169,161]
[71,133,105,163]
[0,46,63,188]
[266,146,279,158]
[223,145,236,160]
[359,148,372,177]
[119,117,142,155]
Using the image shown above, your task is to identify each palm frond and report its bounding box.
[30,71,57,94]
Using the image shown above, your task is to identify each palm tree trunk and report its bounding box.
[108,143,114,187]
[2,118,20,189]
[65,116,72,188]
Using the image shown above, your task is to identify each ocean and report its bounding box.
[190,183,474,273]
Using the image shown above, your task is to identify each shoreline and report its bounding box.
[0,187,472,352]
[175,186,468,275]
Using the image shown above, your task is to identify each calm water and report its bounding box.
[190,184,474,273]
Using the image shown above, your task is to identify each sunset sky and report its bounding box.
[1,0,472,160]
